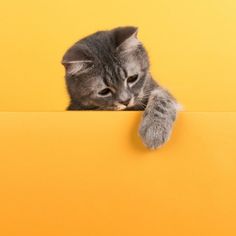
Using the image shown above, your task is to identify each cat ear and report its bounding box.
[113,26,140,52]
[62,60,93,76]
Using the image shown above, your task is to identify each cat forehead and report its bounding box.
[63,27,141,63]
[87,58,142,84]
[62,28,148,78]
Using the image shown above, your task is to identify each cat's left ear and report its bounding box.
[113,26,140,52]
[62,60,93,76]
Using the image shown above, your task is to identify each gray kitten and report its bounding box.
[62,26,179,149]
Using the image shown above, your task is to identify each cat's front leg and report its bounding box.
[139,86,178,149]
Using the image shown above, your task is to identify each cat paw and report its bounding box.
[139,118,172,149]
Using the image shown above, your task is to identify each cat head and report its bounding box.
[62,26,150,110]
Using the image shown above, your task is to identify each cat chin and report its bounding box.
[115,104,127,111]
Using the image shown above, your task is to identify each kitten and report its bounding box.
[62,26,179,149]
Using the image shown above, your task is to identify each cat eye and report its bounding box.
[98,88,112,96]
[127,74,139,84]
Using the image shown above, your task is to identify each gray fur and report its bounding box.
[62,26,179,149]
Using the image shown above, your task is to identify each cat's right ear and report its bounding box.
[113,26,140,53]
[61,60,93,76]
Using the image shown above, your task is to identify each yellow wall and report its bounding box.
[1,1,236,235]
[0,112,236,235]
[0,0,236,111]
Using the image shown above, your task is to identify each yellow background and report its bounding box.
[0,0,236,111]
[0,1,236,236]
[0,112,236,235]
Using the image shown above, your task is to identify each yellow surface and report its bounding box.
[1,0,236,235]
[0,0,236,111]
[0,112,236,236]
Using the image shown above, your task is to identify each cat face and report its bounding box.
[62,26,150,110]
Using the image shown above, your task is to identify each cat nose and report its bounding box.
[119,99,130,106]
